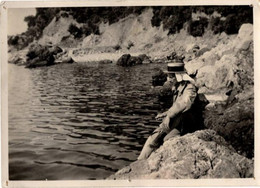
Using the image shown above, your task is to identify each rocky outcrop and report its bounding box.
[180,24,254,159]
[8,49,28,66]
[25,44,56,68]
[98,59,113,64]
[185,24,253,103]
[108,129,253,179]
[116,54,152,67]
[152,69,167,87]
[25,43,73,68]
[204,89,254,158]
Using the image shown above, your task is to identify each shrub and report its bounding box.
[127,41,134,49]
[151,7,192,35]
[223,14,241,34]
[61,12,69,18]
[209,17,224,34]
[114,44,121,51]
[68,24,83,39]
[8,36,19,46]
[188,17,208,37]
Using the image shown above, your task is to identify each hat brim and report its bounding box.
[163,70,187,74]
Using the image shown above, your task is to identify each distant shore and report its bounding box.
[69,50,145,63]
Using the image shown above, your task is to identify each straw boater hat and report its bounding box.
[164,59,186,74]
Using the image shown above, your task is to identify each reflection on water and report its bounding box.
[8,62,166,180]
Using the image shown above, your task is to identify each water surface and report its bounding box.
[9,62,166,180]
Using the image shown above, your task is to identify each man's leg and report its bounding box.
[138,115,182,160]
[137,127,166,160]
[163,128,180,142]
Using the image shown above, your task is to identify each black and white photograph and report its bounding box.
[1,0,259,186]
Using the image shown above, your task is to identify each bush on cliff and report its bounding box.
[68,24,83,39]
[151,7,192,34]
[9,6,252,50]
[187,17,208,37]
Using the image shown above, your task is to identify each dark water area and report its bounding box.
[8,62,167,180]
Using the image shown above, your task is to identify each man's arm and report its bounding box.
[166,83,197,118]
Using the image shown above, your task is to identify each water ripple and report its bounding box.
[9,62,166,180]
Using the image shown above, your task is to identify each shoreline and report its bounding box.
[70,51,146,63]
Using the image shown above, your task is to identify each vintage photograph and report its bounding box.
[5,2,255,183]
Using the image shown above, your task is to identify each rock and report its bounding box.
[108,129,253,179]
[12,57,26,65]
[55,56,74,64]
[234,24,253,53]
[166,51,177,60]
[25,43,70,68]
[196,47,211,57]
[203,93,254,158]
[8,49,28,66]
[9,54,26,66]
[116,54,152,66]
[25,44,55,68]
[25,60,50,68]
[196,55,239,91]
[138,54,152,64]
[98,59,113,64]
[152,69,167,86]
[185,24,253,101]
[116,54,131,66]
[128,56,142,66]
[151,81,173,109]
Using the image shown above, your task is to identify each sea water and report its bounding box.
[8,62,166,180]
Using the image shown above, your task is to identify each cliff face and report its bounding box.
[82,9,168,51]
[185,24,253,99]
[108,130,253,180]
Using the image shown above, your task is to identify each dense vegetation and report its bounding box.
[152,6,253,36]
[8,6,253,49]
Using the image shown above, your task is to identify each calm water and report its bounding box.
[8,62,166,180]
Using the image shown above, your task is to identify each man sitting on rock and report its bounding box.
[138,59,201,160]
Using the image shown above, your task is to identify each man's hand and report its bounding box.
[155,112,167,121]
[159,116,171,132]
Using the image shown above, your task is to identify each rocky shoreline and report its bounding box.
[8,7,254,179]
[108,23,254,179]
[108,129,253,179]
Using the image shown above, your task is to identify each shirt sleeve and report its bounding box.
[166,83,197,119]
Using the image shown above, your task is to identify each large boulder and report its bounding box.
[116,54,152,66]
[138,54,152,64]
[204,89,254,158]
[152,69,167,87]
[108,129,253,179]
[128,56,142,66]
[235,24,253,52]
[25,44,55,68]
[116,54,131,66]
[25,43,71,68]
[8,49,28,66]
[185,23,253,103]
